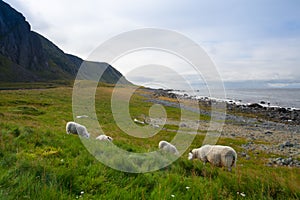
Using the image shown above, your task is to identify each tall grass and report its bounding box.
[0,85,299,199]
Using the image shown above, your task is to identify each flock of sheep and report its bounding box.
[66,121,237,171]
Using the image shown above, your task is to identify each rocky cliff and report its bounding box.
[0,1,130,84]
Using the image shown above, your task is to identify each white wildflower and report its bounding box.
[237,192,246,197]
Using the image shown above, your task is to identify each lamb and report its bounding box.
[188,145,237,171]
[66,121,90,138]
[96,134,113,142]
[158,140,179,155]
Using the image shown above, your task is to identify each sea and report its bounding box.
[224,88,300,109]
[174,88,300,109]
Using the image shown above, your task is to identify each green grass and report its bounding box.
[0,80,73,90]
[0,84,299,199]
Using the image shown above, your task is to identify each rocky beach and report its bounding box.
[140,88,300,167]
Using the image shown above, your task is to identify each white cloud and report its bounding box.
[203,38,300,81]
[5,0,300,86]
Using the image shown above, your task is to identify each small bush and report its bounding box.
[12,127,20,137]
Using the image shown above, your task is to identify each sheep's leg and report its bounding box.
[224,155,234,171]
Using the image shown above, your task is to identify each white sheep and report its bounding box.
[158,140,179,155]
[66,121,90,138]
[96,134,113,142]
[188,145,237,171]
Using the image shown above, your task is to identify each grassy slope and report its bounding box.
[0,84,299,199]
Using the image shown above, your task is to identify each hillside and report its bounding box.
[0,1,130,84]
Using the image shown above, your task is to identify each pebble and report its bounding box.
[245,155,251,160]
[264,131,273,135]
[241,152,247,157]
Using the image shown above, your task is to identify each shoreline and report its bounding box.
[169,88,300,110]
[140,87,300,166]
[152,88,300,125]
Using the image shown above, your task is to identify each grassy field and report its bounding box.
[0,83,299,199]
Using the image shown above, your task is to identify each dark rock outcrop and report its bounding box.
[0,2,49,77]
[0,1,130,84]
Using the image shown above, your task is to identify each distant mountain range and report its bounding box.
[0,1,130,84]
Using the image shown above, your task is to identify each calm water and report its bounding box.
[182,88,300,109]
[224,88,300,109]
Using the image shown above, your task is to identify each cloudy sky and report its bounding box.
[6,0,300,88]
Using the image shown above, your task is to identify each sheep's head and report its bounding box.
[107,136,113,141]
[158,141,167,149]
[188,151,194,160]
[188,149,199,160]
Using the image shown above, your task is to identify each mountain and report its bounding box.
[0,1,130,84]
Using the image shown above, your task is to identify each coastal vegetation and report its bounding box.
[0,83,299,199]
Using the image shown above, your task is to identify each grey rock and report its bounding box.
[241,152,247,157]
[284,141,293,147]
[180,123,187,127]
[264,131,273,135]
[269,157,300,167]
[294,144,300,148]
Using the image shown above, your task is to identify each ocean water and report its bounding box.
[178,88,300,109]
[224,88,300,109]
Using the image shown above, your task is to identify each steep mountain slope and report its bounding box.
[0,1,130,84]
